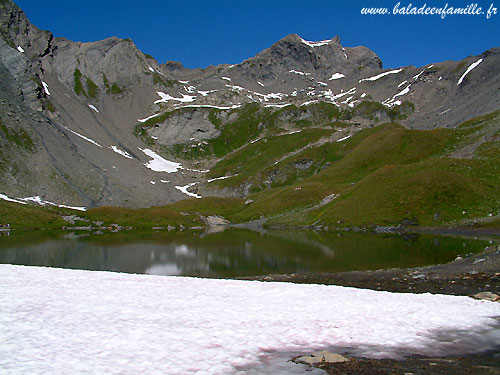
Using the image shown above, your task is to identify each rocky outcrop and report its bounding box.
[147,108,220,146]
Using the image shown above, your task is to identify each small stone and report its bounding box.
[245,199,254,205]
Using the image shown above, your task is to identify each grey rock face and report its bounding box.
[147,108,220,146]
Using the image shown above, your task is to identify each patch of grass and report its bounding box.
[103,74,111,93]
[86,78,99,99]
[110,82,124,94]
[308,163,491,226]
[453,60,467,73]
[0,121,34,151]
[167,197,246,218]
[0,201,66,229]
[231,182,333,223]
[152,73,166,86]
[457,110,500,131]
[144,53,155,60]
[45,100,56,113]
[74,69,87,97]
[474,141,500,158]
[308,123,454,186]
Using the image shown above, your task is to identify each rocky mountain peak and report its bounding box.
[234,33,382,81]
[0,0,53,61]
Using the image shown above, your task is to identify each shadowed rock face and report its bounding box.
[0,0,499,209]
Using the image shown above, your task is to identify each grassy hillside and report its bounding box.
[1,110,499,230]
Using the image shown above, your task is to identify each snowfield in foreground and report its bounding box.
[1,265,499,375]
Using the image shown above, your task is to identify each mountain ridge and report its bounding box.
[0,0,499,222]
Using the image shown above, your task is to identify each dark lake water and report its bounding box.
[0,228,489,277]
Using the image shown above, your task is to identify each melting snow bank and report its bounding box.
[329,72,345,80]
[179,104,241,110]
[175,182,201,198]
[20,196,86,211]
[139,148,183,173]
[154,91,196,104]
[337,135,352,142]
[1,265,499,375]
[359,69,403,83]
[61,125,102,148]
[110,146,132,159]
[41,81,50,95]
[0,193,27,205]
[300,38,330,48]
[457,58,483,85]
[138,113,160,123]
[0,193,86,211]
[207,175,238,183]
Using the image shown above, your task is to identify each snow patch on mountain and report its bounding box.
[289,70,310,76]
[110,146,132,159]
[457,58,483,85]
[0,193,27,205]
[154,92,196,104]
[62,126,102,148]
[359,69,403,83]
[138,113,160,123]
[139,148,183,173]
[198,90,217,97]
[300,38,330,48]
[175,182,201,198]
[179,104,241,110]
[41,81,50,95]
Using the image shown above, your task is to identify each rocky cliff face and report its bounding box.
[0,0,499,209]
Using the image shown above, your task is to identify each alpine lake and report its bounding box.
[0,227,491,278]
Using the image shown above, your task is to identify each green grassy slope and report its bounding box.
[1,110,499,230]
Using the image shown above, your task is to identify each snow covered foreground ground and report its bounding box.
[1,264,500,375]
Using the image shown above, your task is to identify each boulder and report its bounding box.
[294,350,349,365]
[471,292,500,302]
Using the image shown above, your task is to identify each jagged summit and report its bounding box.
[234,33,381,81]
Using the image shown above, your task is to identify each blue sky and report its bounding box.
[15,0,500,69]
